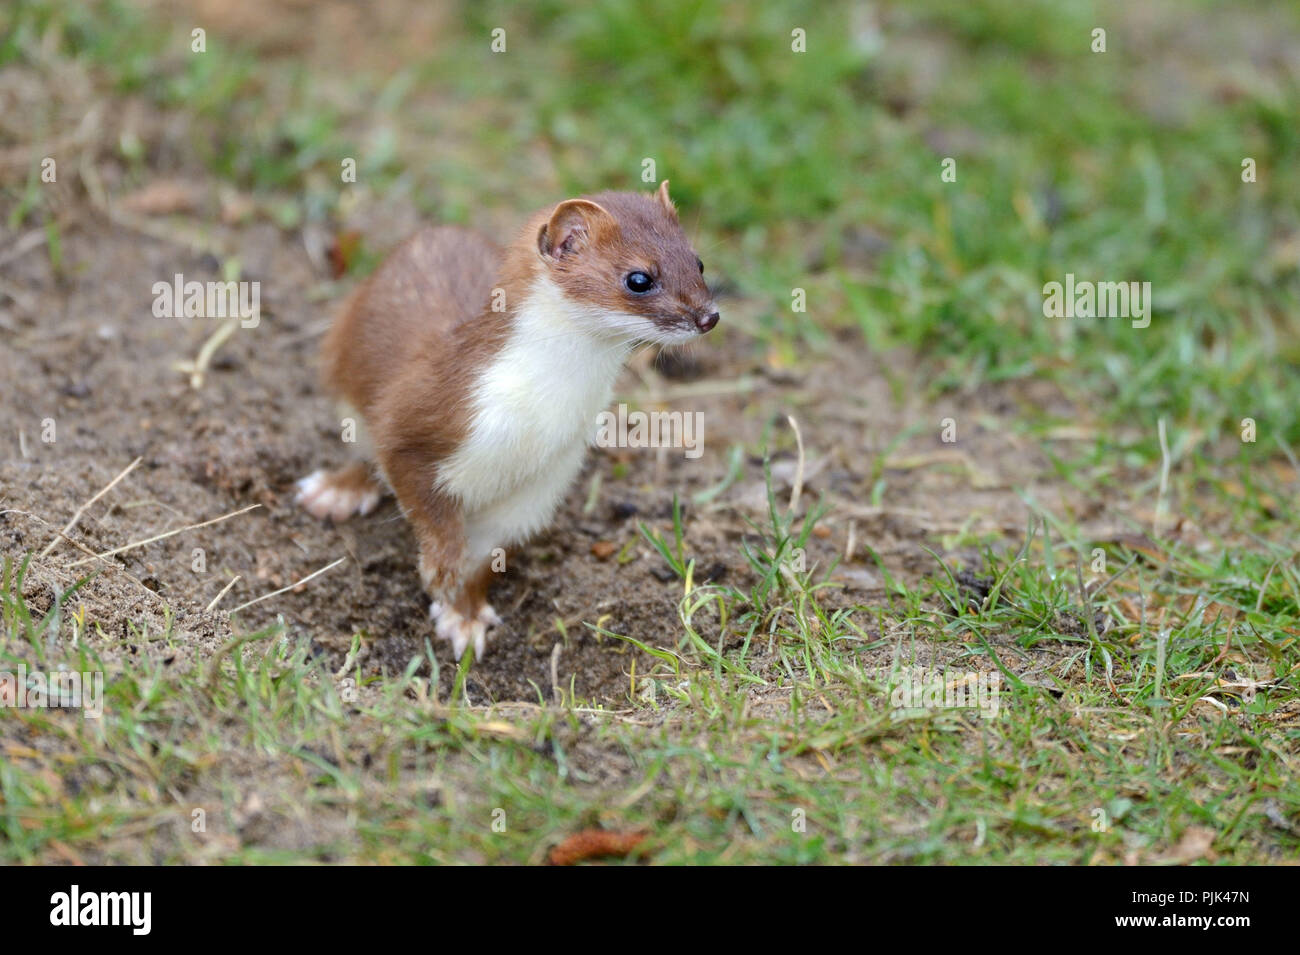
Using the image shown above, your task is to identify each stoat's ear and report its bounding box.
[538,199,616,259]
[654,180,677,219]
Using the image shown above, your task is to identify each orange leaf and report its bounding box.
[548,828,648,866]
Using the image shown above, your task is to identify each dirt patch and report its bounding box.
[1,206,1089,705]
[0,0,1102,706]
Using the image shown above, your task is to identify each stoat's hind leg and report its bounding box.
[295,462,386,521]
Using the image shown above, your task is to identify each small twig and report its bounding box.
[39,456,142,559]
[1153,418,1171,537]
[173,319,238,390]
[204,575,242,614]
[68,504,261,567]
[225,556,346,615]
[334,635,361,681]
[550,642,563,705]
[1154,627,1168,701]
[19,511,170,607]
[1076,550,1113,693]
[787,414,806,514]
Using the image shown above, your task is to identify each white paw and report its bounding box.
[295,470,381,522]
[429,602,501,660]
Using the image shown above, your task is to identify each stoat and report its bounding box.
[296,182,718,659]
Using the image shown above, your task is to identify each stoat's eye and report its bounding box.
[697,258,704,274]
[624,271,654,294]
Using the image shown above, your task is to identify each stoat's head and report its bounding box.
[535,181,719,345]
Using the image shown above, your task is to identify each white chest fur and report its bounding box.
[437,276,630,560]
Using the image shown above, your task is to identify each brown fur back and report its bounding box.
[322,226,502,416]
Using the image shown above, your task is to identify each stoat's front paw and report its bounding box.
[295,469,382,522]
[429,602,500,660]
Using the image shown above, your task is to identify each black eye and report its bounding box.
[697,258,704,274]
[624,271,654,294]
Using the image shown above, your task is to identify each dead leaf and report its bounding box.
[549,828,648,866]
[328,230,363,278]
[1153,826,1217,865]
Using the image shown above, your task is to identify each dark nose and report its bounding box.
[696,311,720,333]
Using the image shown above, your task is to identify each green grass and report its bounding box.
[2,0,1298,863]
[4,483,1297,863]
[10,0,1296,455]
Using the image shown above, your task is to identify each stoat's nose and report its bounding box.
[696,311,720,333]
